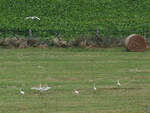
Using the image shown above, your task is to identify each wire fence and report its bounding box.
[0,22,150,40]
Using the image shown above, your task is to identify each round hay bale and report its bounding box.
[125,34,147,52]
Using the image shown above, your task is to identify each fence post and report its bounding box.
[144,28,147,40]
[96,28,99,38]
[29,29,32,40]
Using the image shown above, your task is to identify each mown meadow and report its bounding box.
[0,1,150,112]
[0,48,150,113]
[0,0,150,39]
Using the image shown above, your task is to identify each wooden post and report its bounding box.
[144,28,147,40]
[96,28,99,37]
[29,29,32,40]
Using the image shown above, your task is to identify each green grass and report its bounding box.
[0,0,150,38]
[0,48,150,113]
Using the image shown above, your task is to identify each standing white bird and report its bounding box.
[31,84,51,92]
[20,88,24,95]
[74,89,79,95]
[117,80,120,87]
[93,83,96,91]
[25,16,40,20]
[144,105,148,112]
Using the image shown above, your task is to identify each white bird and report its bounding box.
[117,80,120,87]
[25,16,40,20]
[20,88,24,95]
[74,89,79,95]
[31,84,51,92]
[144,105,148,111]
[93,83,96,91]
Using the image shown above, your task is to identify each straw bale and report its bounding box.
[125,34,146,52]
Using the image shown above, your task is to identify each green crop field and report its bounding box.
[0,0,150,39]
[0,48,150,113]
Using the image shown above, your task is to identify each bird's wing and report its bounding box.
[41,86,51,91]
[75,90,79,93]
[33,16,40,20]
[21,91,24,94]
[31,87,41,90]
[25,17,31,19]
[36,17,40,20]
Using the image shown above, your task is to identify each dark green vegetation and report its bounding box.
[0,0,150,39]
[0,48,150,113]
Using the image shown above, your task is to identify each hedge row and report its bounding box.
[0,0,150,39]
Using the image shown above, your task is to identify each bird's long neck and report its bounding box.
[94,83,96,87]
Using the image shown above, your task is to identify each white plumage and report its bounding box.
[25,16,40,20]
[74,89,79,95]
[20,88,24,95]
[93,83,96,91]
[144,105,148,111]
[31,84,51,92]
[117,80,120,87]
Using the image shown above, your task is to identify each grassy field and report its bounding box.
[0,48,150,113]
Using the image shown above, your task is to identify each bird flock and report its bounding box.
[19,84,51,95]
[19,80,121,95]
